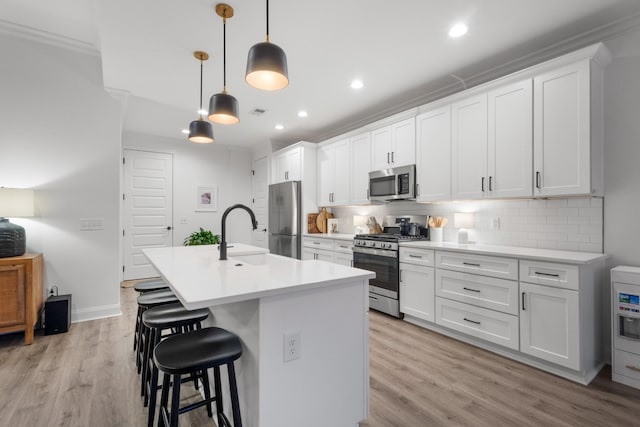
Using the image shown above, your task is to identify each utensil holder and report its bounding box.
[430,227,443,242]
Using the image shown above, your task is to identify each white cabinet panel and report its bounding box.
[436,269,519,315]
[533,60,591,196]
[436,251,519,281]
[416,106,451,202]
[488,79,533,198]
[520,281,580,370]
[400,263,435,322]
[519,260,579,291]
[350,132,371,204]
[334,252,353,267]
[435,297,519,350]
[317,139,350,206]
[452,93,488,200]
[399,247,435,267]
[371,118,416,171]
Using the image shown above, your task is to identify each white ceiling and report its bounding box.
[2,0,640,148]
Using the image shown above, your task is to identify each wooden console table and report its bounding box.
[0,253,43,345]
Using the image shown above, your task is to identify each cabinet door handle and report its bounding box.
[387,152,390,164]
[462,262,480,267]
[391,152,395,163]
[489,176,493,191]
[285,171,289,180]
[463,317,481,325]
[313,242,320,245]
[416,183,420,197]
[463,287,480,293]
[626,365,640,372]
[399,269,403,282]
[350,260,354,267]
[535,171,541,189]
[409,254,422,259]
[481,176,485,192]
[534,271,560,278]
[522,292,526,311]
[366,188,369,200]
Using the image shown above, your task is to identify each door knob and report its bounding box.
[261,228,267,232]
[166,226,172,230]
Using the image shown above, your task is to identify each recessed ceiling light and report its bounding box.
[181,129,189,134]
[449,23,468,38]
[298,110,308,118]
[275,124,284,130]
[351,79,364,89]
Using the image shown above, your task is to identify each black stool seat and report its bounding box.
[154,327,242,375]
[142,303,209,329]
[137,289,177,307]
[134,278,168,293]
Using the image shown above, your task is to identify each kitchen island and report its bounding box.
[143,244,374,427]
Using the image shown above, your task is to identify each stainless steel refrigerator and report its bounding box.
[268,181,302,259]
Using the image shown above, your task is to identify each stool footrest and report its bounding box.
[178,396,218,415]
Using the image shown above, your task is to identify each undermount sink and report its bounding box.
[230,253,269,266]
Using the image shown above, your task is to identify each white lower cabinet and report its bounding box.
[400,263,435,322]
[519,281,580,370]
[302,236,353,265]
[302,247,334,262]
[435,297,519,350]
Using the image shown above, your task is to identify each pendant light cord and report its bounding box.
[266,0,270,42]
[223,13,227,92]
[199,59,204,119]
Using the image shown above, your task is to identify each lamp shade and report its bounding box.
[188,119,214,143]
[245,41,289,91]
[454,212,474,229]
[208,92,240,124]
[0,188,34,217]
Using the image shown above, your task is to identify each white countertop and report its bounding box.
[303,233,355,241]
[400,240,607,264]
[143,244,374,310]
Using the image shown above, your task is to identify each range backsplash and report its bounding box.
[330,197,603,253]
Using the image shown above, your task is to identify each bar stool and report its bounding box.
[141,303,209,427]
[132,279,169,351]
[154,327,243,427]
[135,289,178,373]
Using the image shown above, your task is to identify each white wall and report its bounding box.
[123,133,253,246]
[0,34,122,321]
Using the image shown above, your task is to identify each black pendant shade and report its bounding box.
[188,119,214,143]
[0,218,26,258]
[188,51,214,144]
[208,92,239,125]
[245,41,289,91]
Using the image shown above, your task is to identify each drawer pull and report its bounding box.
[534,271,560,278]
[409,254,423,259]
[339,245,349,249]
[625,365,640,372]
[313,242,320,245]
[463,262,480,267]
[463,287,480,293]
[463,317,481,325]
[369,295,378,301]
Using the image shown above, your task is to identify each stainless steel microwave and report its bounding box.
[368,164,416,202]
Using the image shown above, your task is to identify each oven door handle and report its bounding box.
[353,246,398,258]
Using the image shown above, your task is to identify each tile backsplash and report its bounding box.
[331,197,604,253]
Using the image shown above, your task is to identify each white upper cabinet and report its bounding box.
[488,79,533,198]
[416,105,451,202]
[273,146,302,183]
[317,139,350,206]
[533,60,594,197]
[371,117,416,171]
[350,132,371,205]
[452,93,488,200]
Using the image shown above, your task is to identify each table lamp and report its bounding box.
[0,188,34,257]
[454,212,474,244]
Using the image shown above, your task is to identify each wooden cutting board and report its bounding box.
[316,208,333,233]
[307,214,320,233]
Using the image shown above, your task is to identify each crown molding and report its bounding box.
[0,19,100,57]
[309,11,640,144]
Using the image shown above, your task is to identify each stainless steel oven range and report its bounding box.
[353,215,428,318]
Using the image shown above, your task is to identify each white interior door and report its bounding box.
[123,149,173,280]
[251,155,268,249]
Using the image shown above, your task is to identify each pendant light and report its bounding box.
[208,4,240,125]
[245,0,289,91]
[188,51,214,143]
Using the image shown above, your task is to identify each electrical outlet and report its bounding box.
[283,332,301,362]
[47,286,56,296]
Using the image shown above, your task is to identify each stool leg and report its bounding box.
[227,362,242,427]
[158,373,171,427]
[169,374,181,427]
[148,358,159,427]
[213,365,224,426]
[134,306,143,350]
[201,369,213,418]
[141,325,151,397]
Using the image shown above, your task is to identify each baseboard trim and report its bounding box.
[72,304,122,323]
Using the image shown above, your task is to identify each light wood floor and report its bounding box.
[1,287,640,427]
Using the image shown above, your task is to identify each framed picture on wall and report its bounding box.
[196,185,218,212]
